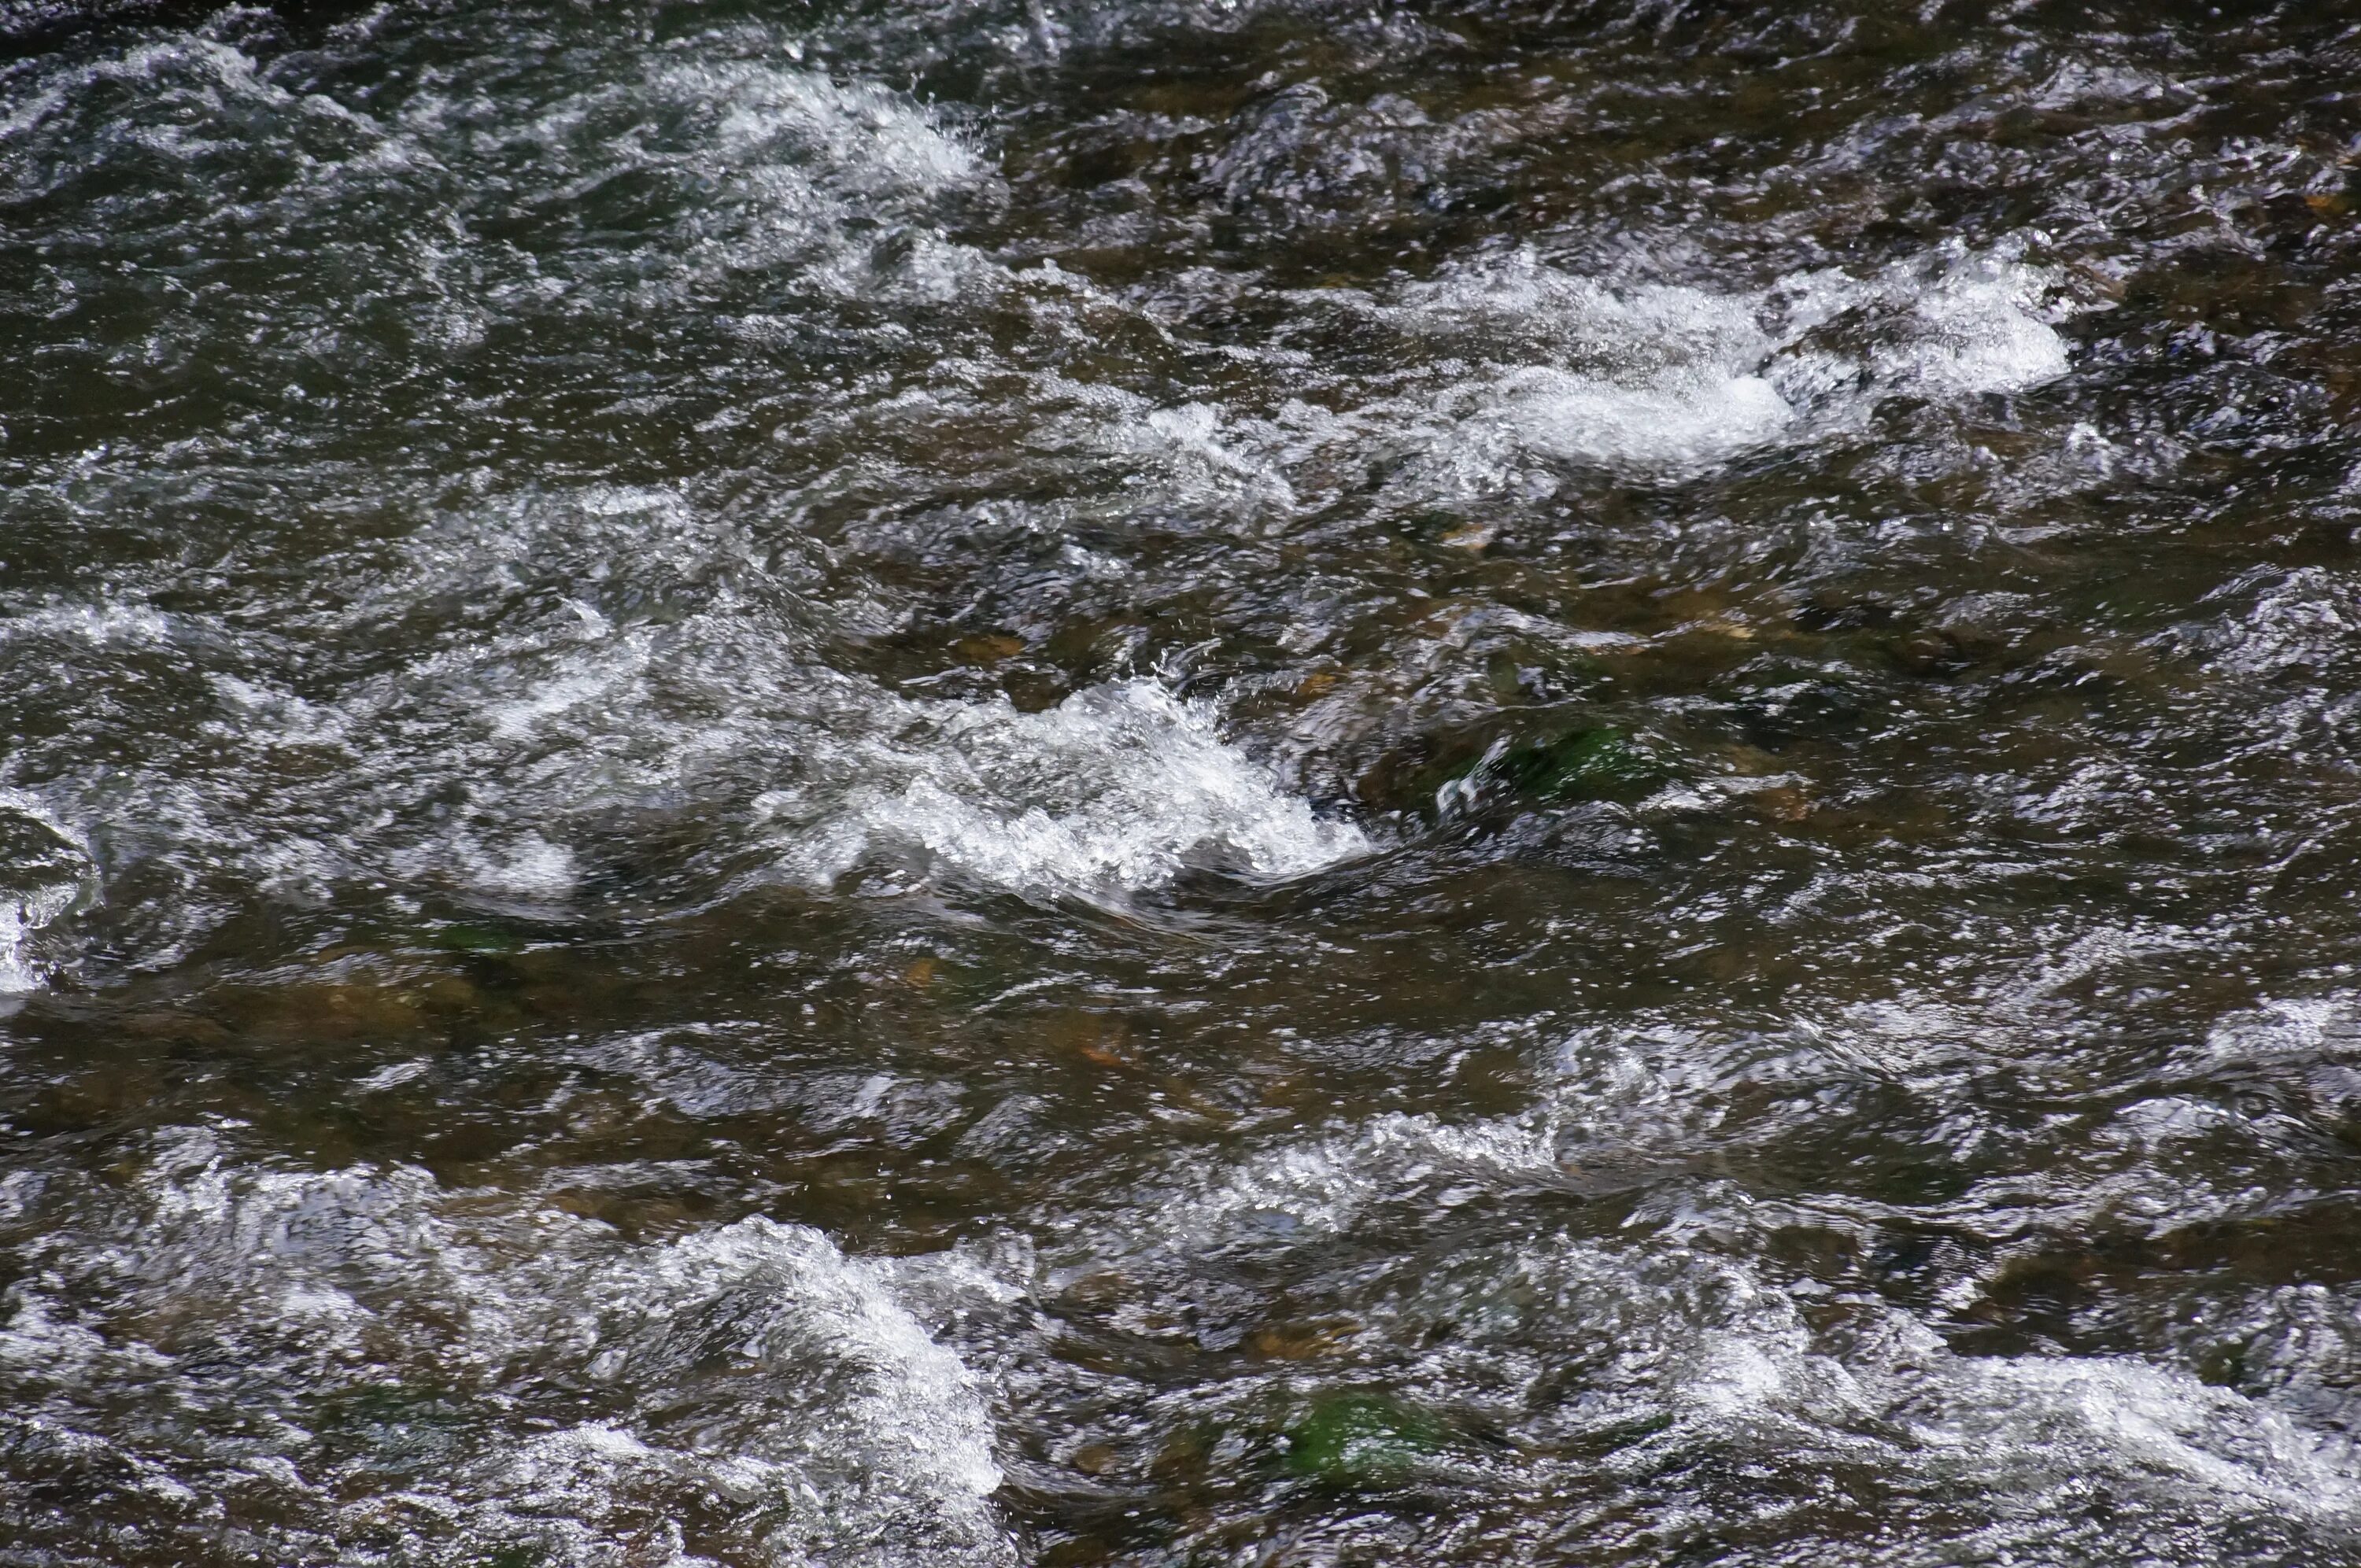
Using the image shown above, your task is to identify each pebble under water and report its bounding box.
[6,0,2361,1562]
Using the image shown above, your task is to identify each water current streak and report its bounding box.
[4,1,2361,1562]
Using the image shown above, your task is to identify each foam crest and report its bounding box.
[0,790,94,994]
[611,50,994,294]
[777,680,1369,898]
[0,500,1359,954]
[1931,1354,2361,1516]
[0,1137,1014,1566]
[2197,994,2361,1065]
[1045,1102,2361,1548]
[0,11,993,338]
[2165,566,2361,678]
[655,57,979,199]
[1861,251,2074,397]
[1373,263,1794,479]
[1351,245,2077,484]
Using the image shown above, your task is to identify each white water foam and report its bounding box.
[1190,1196,2352,1545]
[2164,566,2361,679]
[0,10,999,376]
[0,903,49,996]
[1388,265,1798,478]
[1020,1004,2361,1551]
[1302,242,2080,487]
[767,679,1369,898]
[0,1133,1014,1566]
[2,473,1362,942]
[2195,994,2361,1067]
[619,49,993,297]
[0,789,94,994]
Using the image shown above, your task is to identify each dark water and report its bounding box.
[5,0,2361,1562]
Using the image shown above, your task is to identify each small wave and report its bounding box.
[1029,1092,2361,1555]
[0,790,94,995]
[0,1133,1016,1566]
[1374,244,2076,484]
[769,679,1369,899]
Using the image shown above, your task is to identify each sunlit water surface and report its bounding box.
[5,0,2361,1562]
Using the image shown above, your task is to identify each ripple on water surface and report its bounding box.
[5,0,2361,1562]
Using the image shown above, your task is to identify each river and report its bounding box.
[4,1,2361,1562]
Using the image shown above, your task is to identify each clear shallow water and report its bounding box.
[3,0,2361,1561]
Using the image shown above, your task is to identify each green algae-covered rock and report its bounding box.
[1488,725,1655,800]
[430,921,527,955]
[1281,1391,1444,1485]
[1428,725,1660,816]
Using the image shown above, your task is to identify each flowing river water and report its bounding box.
[5,1,2361,1562]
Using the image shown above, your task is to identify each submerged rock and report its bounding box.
[1282,1391,1446,1486]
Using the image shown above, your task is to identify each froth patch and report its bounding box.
[764,678,1369,899]
[654,57,980,200]
[0,14,994,321]
[0,485,1362,950]
[1358,244,2078,484]
[2163,565,2361,678]
[1393,268,1793,476]
[0,790,94,995]
[0,1137,1015,1566]
[1458,357,1797,479]
[1042,1104,2361,1547]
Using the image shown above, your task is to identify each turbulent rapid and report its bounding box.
[4,0,2361,1562]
